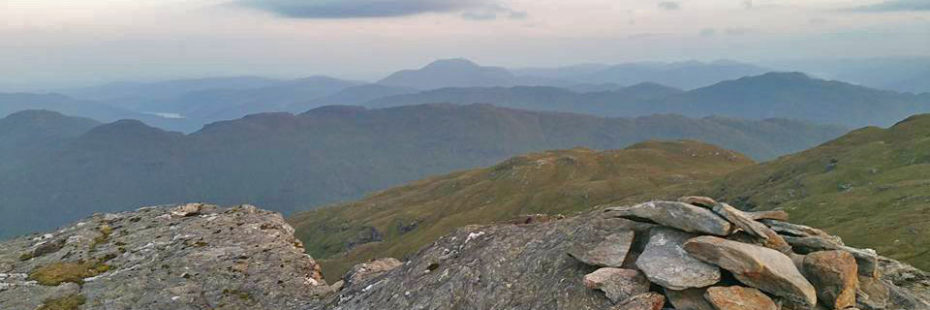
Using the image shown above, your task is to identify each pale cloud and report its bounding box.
[658,2,681,11]
[234,0,513,19]
[848,0,930,12]
[0,0,927,90]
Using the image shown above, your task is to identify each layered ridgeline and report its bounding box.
[2,201,927,309]
[702,114,930,270]
[0,105,845,239]
[9,59,926,133]
[368,72,930,128]
[290,141,755,279]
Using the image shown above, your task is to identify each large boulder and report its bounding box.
[802,251,858,310]
[583,268,650,303]
[604,201,732,236]
[683,236,817,307]
[635,228,721,290]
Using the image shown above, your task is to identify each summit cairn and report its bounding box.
[590,197,926,310]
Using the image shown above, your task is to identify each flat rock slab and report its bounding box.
[610,292,665,310]
[568,231,635,268]
[711,203,791,253]
[745,210,789,221]
[684,236,816,307]
[803,251,858,310]
[635,228,720,290]
[605,201,732,236]
[665,287,715,310]
[583,267,649,303]
[678,196,718,208]
[705,286,777,310]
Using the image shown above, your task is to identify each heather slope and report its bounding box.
[289,140,754,278]
[702,114,930,270]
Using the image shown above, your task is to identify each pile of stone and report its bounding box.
[570,197,921,310]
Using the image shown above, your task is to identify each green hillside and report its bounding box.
[289,140,754,279]
[703,114,930,270]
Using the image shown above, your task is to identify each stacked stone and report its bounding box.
[571,197,918,310]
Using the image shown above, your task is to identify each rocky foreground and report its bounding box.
[2,201,929,310]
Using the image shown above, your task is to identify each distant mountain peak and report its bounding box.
[755,71,812,80]
[4,109,70,121]
[82,119,176,140]
[378,59,516,90]
[423,58,481,69]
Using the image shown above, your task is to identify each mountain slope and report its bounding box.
[701,114,930,270]
[289,140,755,278]
[0,104,845,238]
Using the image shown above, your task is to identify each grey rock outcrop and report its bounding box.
[0,204,331,310]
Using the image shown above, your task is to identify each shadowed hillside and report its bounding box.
[0,104,844,238]
[289,140,754,279]
[702,114,930,270]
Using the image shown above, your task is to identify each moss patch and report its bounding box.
[29,259,110,286]
[38,294,86,310]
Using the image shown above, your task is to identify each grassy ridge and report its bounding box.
[704,114,930,270]
[289,140,754,279]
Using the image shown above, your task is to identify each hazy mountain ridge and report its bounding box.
[369,72,930,127]
[512,60,771,90]
[6,58,925,133]
[0,104,845,238]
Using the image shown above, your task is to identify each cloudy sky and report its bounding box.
[1,0,929,90]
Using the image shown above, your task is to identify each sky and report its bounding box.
[1,0,929,91]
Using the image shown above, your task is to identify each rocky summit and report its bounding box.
[2,200,929,310]
[0,204,333,310]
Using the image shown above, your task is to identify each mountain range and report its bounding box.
[0,104,845,238]
[369,72,930,128]
[2,59,926,132]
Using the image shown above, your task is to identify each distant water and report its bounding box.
[145,112,185,119]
